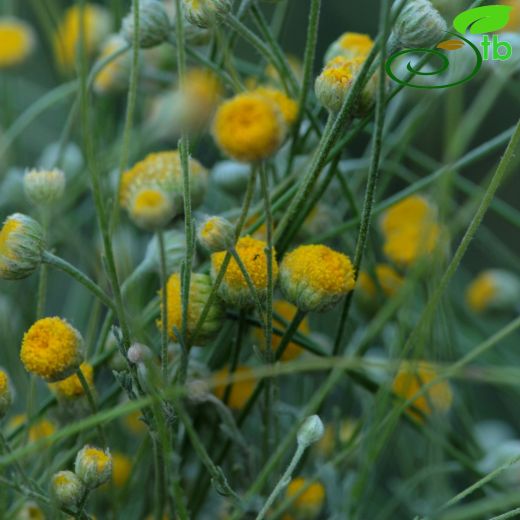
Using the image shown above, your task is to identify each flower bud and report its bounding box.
[159,273,225,345]
[0,368,12,419]
[51,471,85,508]
[127,343,153,365]
[24,168,66,206]
[466,270,520,314]
[392,0,447,49]
[122,0,171,49]
[15,501,45,520]
[0,213,44,280]
[280,244,355,312]
[75,445,113,489]
[297,414,324,448]
[198,216,235,252]
[324,32,374,63]
[183,0,232,28]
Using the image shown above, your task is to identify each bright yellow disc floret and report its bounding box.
[49,362,94,399]
[286,477,326,516]
[339,32,374,55]
[0,17,35,68]
[212,92,287,162]
[211,236,279,307]
[280,244,355,312]
[20,317,83,382]
[253,87,298,126]
[83,447,111,472]
[0,218,21,262]
[392,362,453,422]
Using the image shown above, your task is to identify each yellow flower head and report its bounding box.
[358,264,404,300]
[280,244,355,312]
[0,213,44,280]
[54,4,112,71]
[198,215,235,252]
[211,236,279,308]
[52,471,85,508]
[380,195,441,267]
[0,368,12,419]
[128,186,175,231]
[20,317,84,382]
[325,32,374,62]
[110,452,132,488]
[465,269,520,313]
[252,87,298,126]
[392,361,453,422]
[0,17,35,68]
[254,300,310,361]
[93,34,130,94]
[182,68,223,128]
[49,362,94,399]
[120,151,208,218]
[265,55,303,87]
[6,414,56,443]
[315,56,376,114]
[159,272,224,344]
[213,366,256,410]
[75,445,113,489]
[212,92,287,162]
[123,410,147,436]
[286,477,326,518]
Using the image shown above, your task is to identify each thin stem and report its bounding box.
[77,367,108,447]
[158,230,169,382]
[223,310,247,405]
[255,444,306,520]
[42,251,116,313]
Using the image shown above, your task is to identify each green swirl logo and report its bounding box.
[386,5,513,90]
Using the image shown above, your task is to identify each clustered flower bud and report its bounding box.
[182,0,233,28]
[75,445,113,489]
[51,471,85,508]
[122,0,171,49]
[24,168,66,206]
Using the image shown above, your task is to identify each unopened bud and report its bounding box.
[297,414,324,448]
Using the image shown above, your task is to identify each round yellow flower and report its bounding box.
[54,4,112,71]
[465,270,520,313]
[49,362,94,399]
[392,361,453,422]
[20,317,84,382]
[120,151,208,218]
[128,186,175,230]
[325,32,374,62]
[466,271,496,313]
[211,236,279,308]
[159,272,224,344]
[280,244,355,312]
[213,366,256,410]
[29,419,56,443]
[110,452,132,488]
[212,92,287,162]
[198,215,235,252]
[380,195,441,267]
[52,471,85,508]
[252,87,298,126]
[75,445,112,488]
[182,68,223,128]
[253,300,310,361]
[286,477,326,519]
[0,17,35,68]
[358,264,404,299]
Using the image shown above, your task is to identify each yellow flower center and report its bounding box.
[339,32,374,55]
[466,272,497,313]
[0,218,21,260]
[84,447,111,472]
[286,477,326,510]
[0,370,8,395]
[322,57,363,86]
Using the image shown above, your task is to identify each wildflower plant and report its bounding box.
[0,0,520,519]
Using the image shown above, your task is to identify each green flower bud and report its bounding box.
[182,0,232,28]
[122,0,171,49]
[297,415,324,448]
[24,168,66,206]
[51,471,85,508]
[75,445,113,489]
[197,216,235,253]
[392,0,447,49]
[0,213,44,280]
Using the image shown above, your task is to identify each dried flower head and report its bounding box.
[212,92,287,162]
[20,317,84,382]
[0,213,44,280]
[0,17,35,68]
[280,244,355,312]
[211,236,279,308]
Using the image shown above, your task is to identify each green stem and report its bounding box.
[77,367,107,448]
[158,230,169,382]
[255,444,306,520]
[42,251,116,313]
